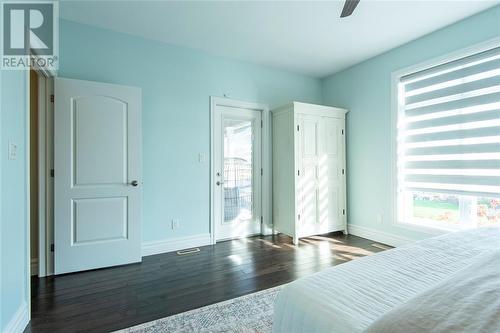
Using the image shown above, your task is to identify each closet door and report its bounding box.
[297,114,321,237]
[322,117,345,230]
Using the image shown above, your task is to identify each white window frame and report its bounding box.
[390,37,500,235]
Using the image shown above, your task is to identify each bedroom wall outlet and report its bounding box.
[376,212,383,224]
[172,219,180,230]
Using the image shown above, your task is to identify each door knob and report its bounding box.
[129,180,139,186]
[216,181,224,186]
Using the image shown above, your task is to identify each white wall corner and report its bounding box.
[141,233,212,257]
[3,301,29,333]
[348,224,413,247]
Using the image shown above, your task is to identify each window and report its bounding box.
[396,43,500,230]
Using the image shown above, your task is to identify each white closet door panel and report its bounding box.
[303,118,319,157]
[298,114,321,236]
[323,117,344,229]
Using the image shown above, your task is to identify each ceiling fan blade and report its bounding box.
[340,0,360,18]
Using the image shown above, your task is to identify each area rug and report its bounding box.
[115,286,283,333]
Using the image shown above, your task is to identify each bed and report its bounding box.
[272,226,500,333]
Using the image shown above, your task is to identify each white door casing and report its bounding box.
[213,104,262,241]
[54,78,142,274]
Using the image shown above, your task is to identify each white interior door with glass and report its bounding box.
[213,105,262,241]
[54,78,142,274]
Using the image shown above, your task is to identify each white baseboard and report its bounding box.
[348,224,413,247]
[3,301,29,333]
[31,258,38,276]
[142,233,212,257]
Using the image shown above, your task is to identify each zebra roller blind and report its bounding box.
[399,45,500,198]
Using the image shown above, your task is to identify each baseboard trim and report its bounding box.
[142,233,212,257]
[348,225,413,247]
[3,301,29,333]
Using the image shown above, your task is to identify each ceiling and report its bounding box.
[60,1,500,78]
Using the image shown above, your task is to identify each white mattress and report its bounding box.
[272,227,500,333]
[365,249,500,333]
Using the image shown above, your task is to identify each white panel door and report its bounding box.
[54,78,142,274]
[298,114,345,237]
[322,117,345,231]
[297,114,321,237]
[214,105,262,241]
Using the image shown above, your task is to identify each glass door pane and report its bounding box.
[223,119,253,223]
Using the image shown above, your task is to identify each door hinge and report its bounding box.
[297,170,300,176]
[298,214,301,220]
[261,168,263,176]
[342,209,346,215]
[342,169,345,175]
[50,244,54,252]
[50,169,54,178]
[50,94,54,103]
[261,120,263,128]
[260,216,263,224]
[297,125,300,131]
[341,129,344,135]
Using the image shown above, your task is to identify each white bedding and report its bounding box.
[365,249,500,333]
[272,227,500,333]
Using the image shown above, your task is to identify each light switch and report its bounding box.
[198,153,206,164]
[8,142,18,160]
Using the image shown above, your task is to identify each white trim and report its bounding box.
[209,97,271,245]
[33,72,54,277]
[141,234,212,257]
[3,301,29,333]
[390,36,500,231]
[0,67,2,333]
[37,74,46,277]
[39,75,55,276]
[348,224,414,247]
[273,101,348,118]
[392,37,500,81]
[45,78,54,276]
[25,70,31,330]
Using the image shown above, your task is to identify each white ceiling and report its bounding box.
[60,1,500,78]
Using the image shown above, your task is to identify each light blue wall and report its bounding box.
[59,19,323,242]
[0,70,29,330]
[321,6,500,241]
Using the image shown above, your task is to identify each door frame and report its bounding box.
[25,59,57,328]
[26,65,56,280]
[36,73,55,277]
[209,97,272,244]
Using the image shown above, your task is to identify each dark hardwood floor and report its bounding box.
[26,232,386,333]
